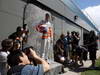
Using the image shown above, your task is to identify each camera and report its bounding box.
[22,46,33,55]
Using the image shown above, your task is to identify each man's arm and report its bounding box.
[29,48,50,72]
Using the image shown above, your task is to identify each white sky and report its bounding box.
[82,5,100,31]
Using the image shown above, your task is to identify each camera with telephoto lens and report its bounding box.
[22,46,33,55]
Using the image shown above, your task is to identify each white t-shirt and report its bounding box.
[0,51,9,62]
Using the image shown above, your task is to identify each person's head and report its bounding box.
[7,50,30,67]
[11,40,21,52]
[60,34,65,39]
[45,13,50,22]
[71,31,75,36]
[67,31,70,35]
[16,26,23,32]
[89,30,95,36]
[16,26,23,38]
[23,24,28,30]
[74,32,79,37]
[1,39,13,51]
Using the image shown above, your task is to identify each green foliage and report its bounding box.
[82,70,100,75]
[81,58,100,75]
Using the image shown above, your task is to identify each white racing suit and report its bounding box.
[41,22,53,60]
[36,21,53,60]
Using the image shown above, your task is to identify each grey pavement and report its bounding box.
[59,50,100,75]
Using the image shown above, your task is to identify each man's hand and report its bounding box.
[29,48,50,72]
[29,48,38,59]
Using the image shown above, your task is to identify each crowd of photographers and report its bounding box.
[0,24,50,75]
[54,30,98,70]
[0,23,98,75]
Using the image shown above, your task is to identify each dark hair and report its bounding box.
[89,30,97,41]
[89,30,95,37]
[67,31,70,34]
[23,24,27,27]
[75,32,79,37]
[71,31,75,35]
[16,26,22,32]
[60,34,65,38]
[7,50,23,67]
[45,13,50,21]
[45,13,50,17]
[9,40,21,52]
[23,24,27,29]
[1,39,13,49]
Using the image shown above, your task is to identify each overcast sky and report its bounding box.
[73,0,100,31]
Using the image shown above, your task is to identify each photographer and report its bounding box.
[7,47,50,75]
[0,39,13,75]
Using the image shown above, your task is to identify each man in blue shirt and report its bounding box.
[7,48,50,75]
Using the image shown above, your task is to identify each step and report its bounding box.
[45,62,63,75]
